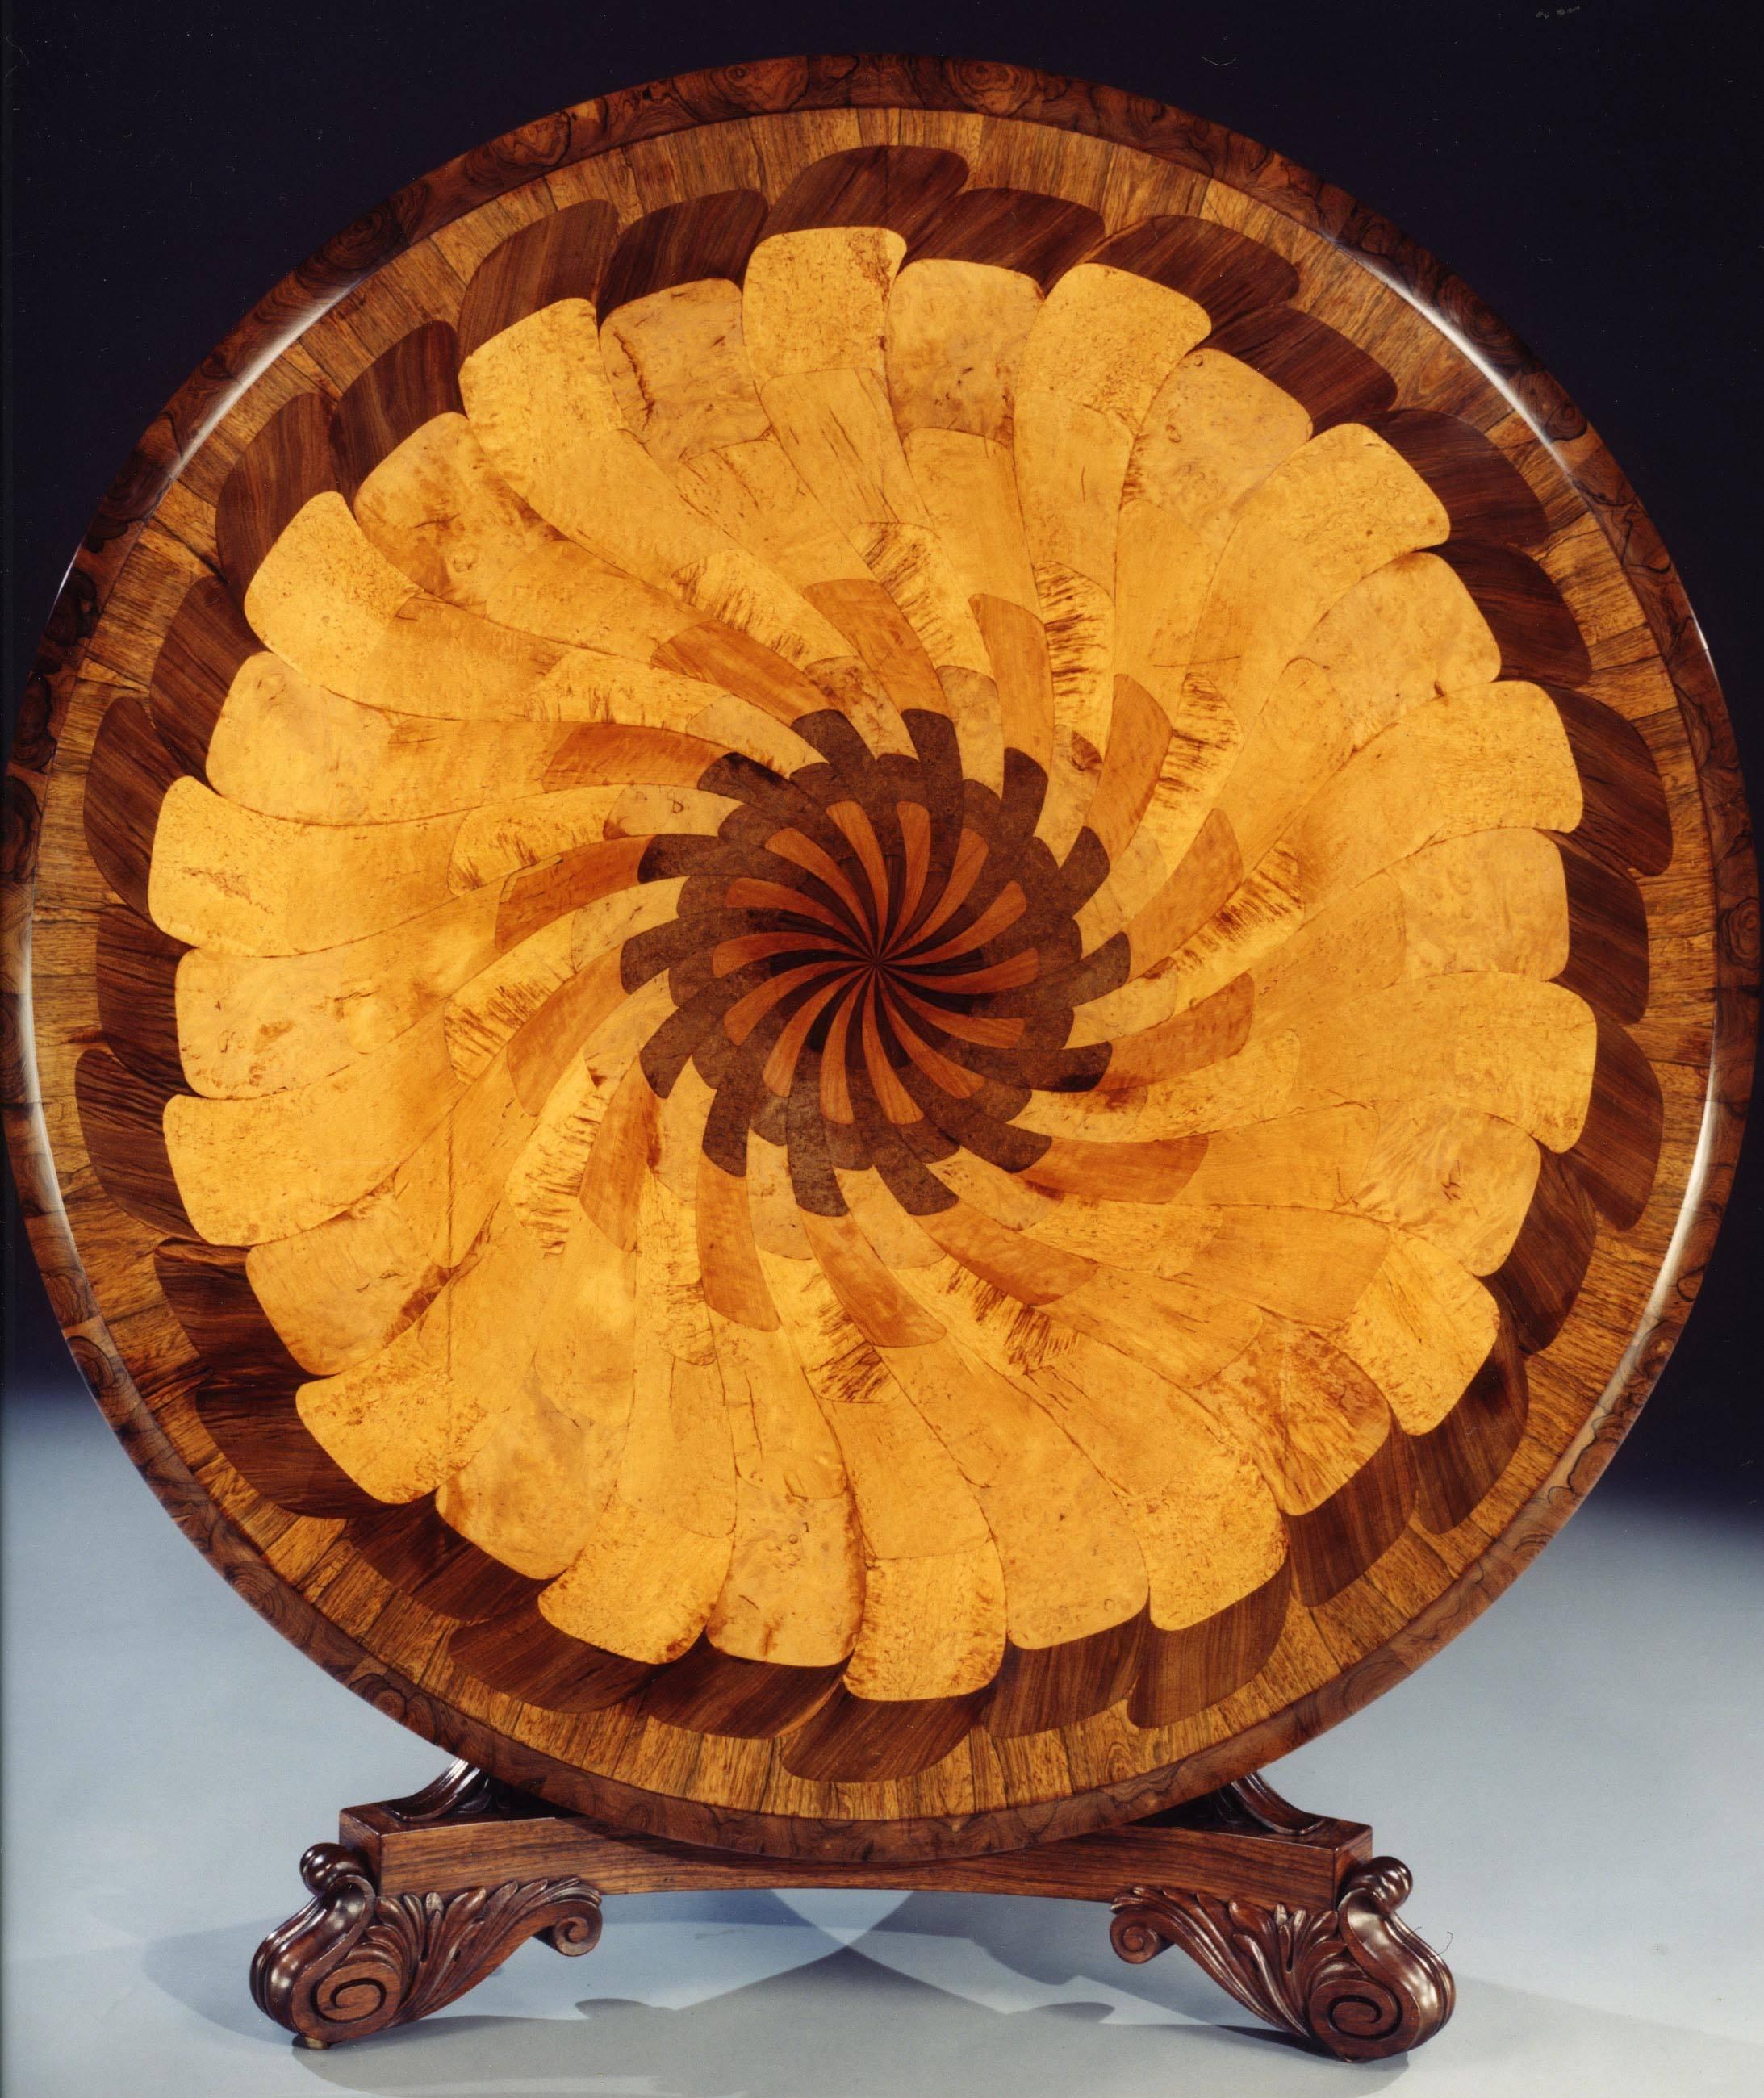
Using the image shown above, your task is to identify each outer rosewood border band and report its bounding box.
[3,55,1756,1862]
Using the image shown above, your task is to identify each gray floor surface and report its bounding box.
[3,1393,1761,2096]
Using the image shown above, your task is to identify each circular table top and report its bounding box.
[5,57,1754,1860]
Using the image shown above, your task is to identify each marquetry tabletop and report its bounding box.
[5,58,1753,1860]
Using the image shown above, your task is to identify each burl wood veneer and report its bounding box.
[4,61,1754,2045]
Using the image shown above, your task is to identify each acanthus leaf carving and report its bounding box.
[250,1841,602,2048]
[1110,1856,1453,2062]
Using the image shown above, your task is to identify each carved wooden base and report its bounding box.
[1110,1858,1453,2060]
[252,1762,1453,2060]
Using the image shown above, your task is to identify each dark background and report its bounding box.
[5,0,1758,1511]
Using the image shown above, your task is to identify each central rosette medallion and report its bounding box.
[630,722,1097,1211]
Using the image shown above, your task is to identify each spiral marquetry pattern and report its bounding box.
[15,69,1735,1854]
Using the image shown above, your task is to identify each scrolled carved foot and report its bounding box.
[1110,1857,1454,2062]
[251,1841,603,2047]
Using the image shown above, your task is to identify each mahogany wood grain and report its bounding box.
[345,1777,1366,1910]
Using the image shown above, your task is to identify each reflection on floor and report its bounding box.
[4,1392,1761,2097]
